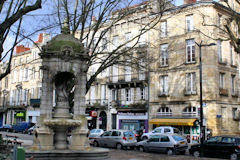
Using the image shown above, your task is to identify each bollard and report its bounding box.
[17,147,25,160]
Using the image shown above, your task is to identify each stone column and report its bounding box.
[71,70,89,150]
[34,64,54,150]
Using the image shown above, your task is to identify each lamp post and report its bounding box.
[195,41,216,155]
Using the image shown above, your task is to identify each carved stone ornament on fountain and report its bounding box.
[26,25,109,159]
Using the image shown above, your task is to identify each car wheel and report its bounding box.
[93,141,98,147]
[230,153,238,160]
[193,151,200,158]
[116,143,122,150]
[142,136,148,141]
[167,149,175,155]
[138,146,144,152]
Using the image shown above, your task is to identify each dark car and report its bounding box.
[12,122,34,133]
[190,136,240,160]
[0,124,13,132]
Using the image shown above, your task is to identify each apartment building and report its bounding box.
[0,33,50,126]
[82,0,240,143]
[148,0,240,143]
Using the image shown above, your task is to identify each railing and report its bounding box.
[107,73,148,83]
[86,99,108,107]
[182,112,199,118]
[219,88,228,96]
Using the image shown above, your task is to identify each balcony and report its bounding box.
[158,91,169,97]
[112,99,147,111]
[218,58,227,65]
[219,88,228,96]
[86,99,108,109]
[184,88,197,96]
[107,74,148,89]
[231,90,239,98]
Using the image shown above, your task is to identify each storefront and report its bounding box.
[14,111,26,124]
[117,112,148,132]
[149,118,200,144]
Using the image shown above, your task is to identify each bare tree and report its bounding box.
[0,0,42,79]
[53,0,174,92]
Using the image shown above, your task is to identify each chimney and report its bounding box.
[184,0,196,4]
[15,45,30,54]
[35,33,43,43]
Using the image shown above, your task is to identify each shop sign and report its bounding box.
[91,111,97,117]
[216,115,222,118]
[118,112,147,120]
[118,112,145,116]
[16,112,25,117]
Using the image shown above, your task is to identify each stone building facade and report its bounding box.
[0,33,50,126]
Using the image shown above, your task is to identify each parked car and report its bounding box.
[12,122,34,133]
[88,129,104,145]
[141,126,180,140]
[136,134,188,155]
[93,130,137,150]
[190,136,240,160]
[0,124,13,132]
[27,125,36,135]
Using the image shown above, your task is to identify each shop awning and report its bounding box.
[149,118,197,126]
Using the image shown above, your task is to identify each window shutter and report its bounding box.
[131,88,134,104]
[165,76,168,94]
[186,73,190,93]
[145,86,148,100]
[136,88,141,100]
[192,73,196,93]
[121,89,125,105]
[160,76,164,93]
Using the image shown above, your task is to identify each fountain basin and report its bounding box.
[44,119,81,127]
[25,147,109,160]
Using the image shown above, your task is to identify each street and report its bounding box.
[0,132,222,160]
[107,148,221,160]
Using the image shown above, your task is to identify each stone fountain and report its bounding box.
[25,26,109,159]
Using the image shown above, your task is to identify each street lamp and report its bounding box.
[195,41,216,155]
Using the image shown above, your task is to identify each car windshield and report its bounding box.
[95,130,102,133]
[172,135,184,141]
[90,129,97,134]
[124,131,134,137]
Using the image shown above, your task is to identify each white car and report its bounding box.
[88,129,104,144]
[141,126,180,140]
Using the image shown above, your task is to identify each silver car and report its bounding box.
[93,130,137,149]
[88,129,104,145]
[136,134,188,155]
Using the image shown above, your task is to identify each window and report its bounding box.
[183,106,198,117]
[125,32,131,47]
[139,59,145,80]
[31,88,34,98]
[102,131,111,136]
[186,15,193,32]
[125,88,131,102]
[160,136,170,142]
[161,21,167,37]
[19,58,22,65]
[186,72,196,94]
[90,86,95,104]
[125,60,131,81]
[219,73,225,89]
[32,67,35,79]
[111,131,120,136]
[113,36,118,50]
[26,56,30,63]
[230,44,234,65]
[111,89,117,101]
[157,107,172,116]
[19,69,22,82]
[112,64,118,82]
[38,87,41,99]
[164,128,171,133]
[149,135,160,142]
[231,75,235,95]
[139,30,146,46]
[218,14,222,27]
[160,44,168,66]
[102,37,107,50]
[218,40,223,62]
[101,85,106,105]
[160,75,168,95]
[186,39,195,63]
[5,77,8,88]
[24,68,28,81]
[140,87,145,100]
